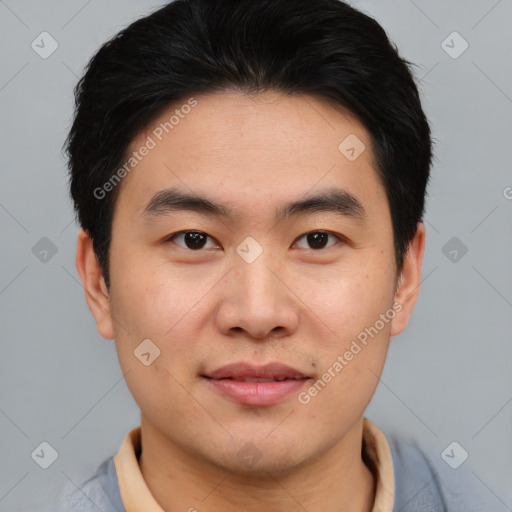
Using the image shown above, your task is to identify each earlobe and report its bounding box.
[75,229,115,340]
[390,223,426,338]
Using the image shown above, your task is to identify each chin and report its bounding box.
[216,451,308,479]
[199,435,315,479]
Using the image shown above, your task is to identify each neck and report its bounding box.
[138,416,376,512]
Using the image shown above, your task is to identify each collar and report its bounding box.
[113,417,394,511]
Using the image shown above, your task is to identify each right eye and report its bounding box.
[164,231,221,251]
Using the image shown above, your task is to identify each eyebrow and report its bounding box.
[141,186,367,223]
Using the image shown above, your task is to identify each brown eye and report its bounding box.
[167,231,218,250]
[294,231,341,250]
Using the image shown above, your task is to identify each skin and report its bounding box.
[76,90,425,512]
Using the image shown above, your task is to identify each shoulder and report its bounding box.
[53,457,124,512]
[384,429,490,512]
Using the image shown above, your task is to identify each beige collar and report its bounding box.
[114,417,394,511]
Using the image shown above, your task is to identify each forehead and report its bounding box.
[139,90,371,155]
[116,90,385,222]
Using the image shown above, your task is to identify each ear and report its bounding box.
[390,222,426,337]
[75,229,115,340]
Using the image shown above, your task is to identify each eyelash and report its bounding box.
[164,230,346,251]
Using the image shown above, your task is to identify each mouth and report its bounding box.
[201,362,312,406]
[205,376,308,382]
[203,361,310,380]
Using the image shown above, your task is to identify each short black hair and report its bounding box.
[65,0,433,288]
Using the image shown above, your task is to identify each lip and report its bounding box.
[204,362,309,380]
[202,362,311,406]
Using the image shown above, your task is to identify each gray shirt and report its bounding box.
[47,429,494,511]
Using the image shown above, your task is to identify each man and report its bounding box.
[57,0,490,510]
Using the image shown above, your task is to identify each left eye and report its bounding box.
[293,231,341,250]
[166,230,342,251]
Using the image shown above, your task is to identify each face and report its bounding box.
[78,90,425,476]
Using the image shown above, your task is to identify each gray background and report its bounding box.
[0,0,511,510]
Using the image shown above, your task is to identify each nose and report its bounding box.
[214,250,300,341]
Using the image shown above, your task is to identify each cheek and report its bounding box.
[296,262,394,404]
[109,251,202,338]
[121,356,210,438]
[296,259,395,335]
[108,256,214,392]
[303,318,391,419]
